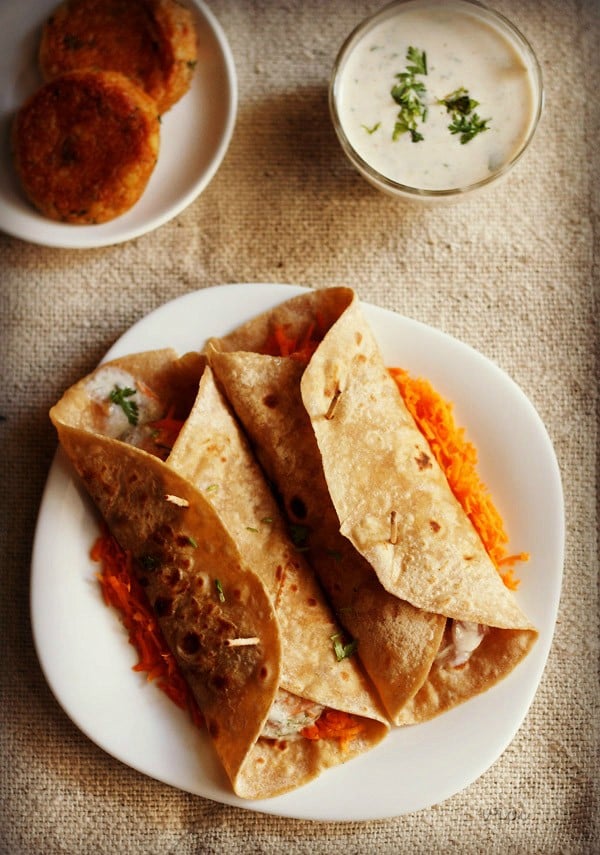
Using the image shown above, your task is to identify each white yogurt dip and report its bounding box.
[331,0,542,195]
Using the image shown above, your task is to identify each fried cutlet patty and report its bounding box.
[12,69,160,224]
[39,0,198,114]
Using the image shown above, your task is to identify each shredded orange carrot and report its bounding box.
[302,709,365,750]
[390,367,528,589]
[136,379,161,401]
[261,316,326,363]
[90,530,203,729]
[147,406,185,460]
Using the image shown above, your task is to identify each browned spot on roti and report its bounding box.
[180,631,200,655]
[415,450,432,470]
[153,595,173,617]
[289,495,307,519]
[263,393,278,408]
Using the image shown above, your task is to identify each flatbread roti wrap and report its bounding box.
[49,417,284,798]
[167,365,388,734]
[207,286,537,723]
[50,350,387,797]
[206,324,445,725]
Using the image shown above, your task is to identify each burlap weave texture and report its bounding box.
[1,1,598,852]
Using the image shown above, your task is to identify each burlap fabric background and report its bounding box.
[1,1,598,852]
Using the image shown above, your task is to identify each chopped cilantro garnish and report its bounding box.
[390,46,428,144]
[440,87,490,144]
[439,87,478,116]
[406,45,427,76]
[331,633,358,661]
[383,55,490,146]
[109,385,139,425]
[448,111,490,144]
[362,121,381,135]
[215,579,225,603]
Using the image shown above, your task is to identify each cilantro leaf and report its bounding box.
[361,121,381,135]
[448,112,490,144]
[439,87,479,116]
[331,633,358,661]
[109,385,139,425]
[440,87,490,144]
[390,46,428,143]
[406,46,427,76]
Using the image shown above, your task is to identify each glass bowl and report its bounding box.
[329,0,543,201]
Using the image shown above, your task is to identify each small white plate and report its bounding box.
[0,0,237,248]
[31,284,564,820]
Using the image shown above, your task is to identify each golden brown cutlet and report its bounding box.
[39,0,198,114]
[12,69,160,224]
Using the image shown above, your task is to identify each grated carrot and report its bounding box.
[389,367,528,589]
[302,709,364,750]
[261,316,326,363]
[136,379,161,401]
[90,530,203,728]
[147,406,185,460]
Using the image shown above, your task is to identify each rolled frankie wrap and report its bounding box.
[207,286,538,724]
[299,288,537,722]
[50,348,387,797]
[49,415,284,798]
[167,364,388,742]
